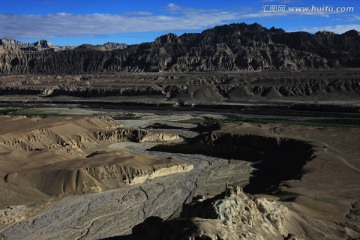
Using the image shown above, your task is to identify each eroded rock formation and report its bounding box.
[0,23,359,74]
[0,116,187,202]
[151,132,314,194]
[119,186,306,240]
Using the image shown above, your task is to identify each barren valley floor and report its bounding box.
[1,20,360,239]
[0,70,359,239]
[0,108,358,239]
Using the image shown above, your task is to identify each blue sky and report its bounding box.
[1,0,359,46]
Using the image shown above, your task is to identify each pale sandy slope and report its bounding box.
[0,115,191,226]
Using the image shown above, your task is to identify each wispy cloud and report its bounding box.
[350,15,360,21]
[122,11,153,16]
[0,4,241,39]
[0,3,354,39]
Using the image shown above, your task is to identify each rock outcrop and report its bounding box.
[0,23,359,74]
[119,186,304,240]
[119,185,359,240]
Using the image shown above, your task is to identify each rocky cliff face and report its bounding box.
[151,132,314,194]
[0,23,359,74]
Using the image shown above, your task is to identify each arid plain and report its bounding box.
[0,106,358,239]
[0,22,360,239]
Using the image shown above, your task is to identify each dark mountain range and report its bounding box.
[0,23,359,74]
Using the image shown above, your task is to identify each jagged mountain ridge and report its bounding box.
[0,38,74,52]
[0,39,128,52]
[0,22,359,74]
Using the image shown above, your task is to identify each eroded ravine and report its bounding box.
[0,117,317,239]
[0,141,251,239]
[151,132,314,194]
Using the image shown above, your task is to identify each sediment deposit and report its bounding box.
[0,115,189,224]
[0,117,359,239]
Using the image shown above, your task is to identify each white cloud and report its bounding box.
[350,15,360,21]
[167,3,182,12]
[0,5,242,39]
[0,3,353,39]
[122,12,153,16]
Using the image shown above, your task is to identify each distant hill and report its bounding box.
[0,22,359,74]
[0,38,74,51]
